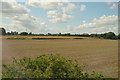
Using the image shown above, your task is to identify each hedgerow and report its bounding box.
[2,54,104,79]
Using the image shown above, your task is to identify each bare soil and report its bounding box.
[2,39,118,78]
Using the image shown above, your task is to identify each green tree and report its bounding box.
[47,33,52,36]
[20,32,28,35]
[2,54,104,79]
[118,33,120,39]
[29,32,32,35]
[0,28,6,35]
[104,32,116,39]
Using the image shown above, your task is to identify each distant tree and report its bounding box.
[47,33,52,36]
[104,32,116,39]
[118,33,120,39]
[10,31,15,35]
[39,34,45,36]
[52,34,57,36]
[90,34,98,37]
[74,34,79,36]
[96,34,101,38]
[28,32,32,35]
[15,31,18,35]
[65,33,71,36]
[6,31,18,35]
[58,32,61,36]
[0,28,6,35]
[81,33,90,37]
[99,34,106,39]
[6,32,11,35]
[13,31,18,35]
[20,32,28,35]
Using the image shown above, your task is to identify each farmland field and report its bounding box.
[2,36,118,78]
[2,35,91,40]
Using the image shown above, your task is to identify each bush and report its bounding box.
[2,54,104,79]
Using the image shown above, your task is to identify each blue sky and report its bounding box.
[0,1,118,34]
[27,2,117,26]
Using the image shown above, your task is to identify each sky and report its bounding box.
[0,0,119,34]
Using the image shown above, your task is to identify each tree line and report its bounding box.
[4,31,120,40]
[1,28,120,40]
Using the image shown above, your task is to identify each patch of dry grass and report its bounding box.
[2,35,92,39]
[2,39,118,78]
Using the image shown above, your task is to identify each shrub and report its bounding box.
[2,54,104,79]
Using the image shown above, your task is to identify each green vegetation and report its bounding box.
[32,38,82,40]
[0,28,6,35]
[1,28,119,40]
[118,33,120,39]
[2,54,104,79]
[5,37,83,40]
[7,38,26,40]
[90,32,117,40]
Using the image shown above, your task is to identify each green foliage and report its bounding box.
[2,54,104,79]
[90,32,117,40]
[20,32,28,35]
[118,33,120,39]
[0,28,6,35]
[104,32,116,39]
[2,27,118,40]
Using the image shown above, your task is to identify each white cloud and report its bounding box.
[29,2,64,9]
[67,15,118,34]
[82,20,86,23]
[93,18,97,21]
[110,3,117,9]
[79,4,86,11]
[0,23,26,32]
[14,14,47,33]
[47,10,73,23]
[2,0,16,2]
[106,2,112,5]
[46,3,76,23]
[106,2,117,9]
[1,14,48,33]
[0,1,30,18]
[29,2,76,23]
[49,14,73,23]
[0,0,49,33]
[47,10,61,18]
[62,3,76,14]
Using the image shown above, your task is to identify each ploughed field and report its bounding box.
[2,36,118,78]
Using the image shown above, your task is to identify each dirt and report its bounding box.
[2,39,118,78]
